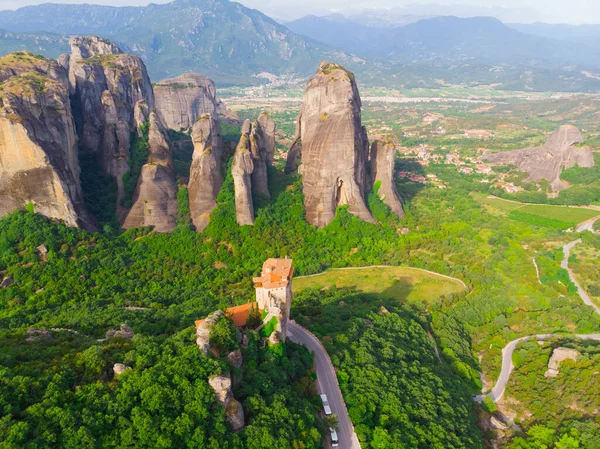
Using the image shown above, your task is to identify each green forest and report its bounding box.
[1,131,600,447]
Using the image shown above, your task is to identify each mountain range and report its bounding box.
[0,0,600,91]
[0,0,349,83]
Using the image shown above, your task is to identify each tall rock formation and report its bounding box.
[285,62,375,227]
[188,114,225,231]
[0,53,92,228]
[251,113,275,199]
[370,140,405,218]
[67,36,155,207]
[232,114,276,225]
[122,110,178,232]
[232,120,255,226]
[482,125,594,191]
[154,73,219,131]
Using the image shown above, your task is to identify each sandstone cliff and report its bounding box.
[482,125,594,191]
[188,114,225,231]
[250,113,275,199]
[122,111,178,232]
[0,53,92,228]
[68,36,155,209]
[154,73,219,131]
[286,62,374,227]
[232,120,255,226]
[370,140,405,218]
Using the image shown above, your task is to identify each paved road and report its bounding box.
[475,334,600,403]
[562,239,600,315]
[288,321,361,449]
[476,231,600,403]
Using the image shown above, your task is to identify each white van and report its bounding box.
[320,394,332,415]
[330,428,339,448]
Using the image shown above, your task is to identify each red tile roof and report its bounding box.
[195,302,258,328]
[253,258,294,289]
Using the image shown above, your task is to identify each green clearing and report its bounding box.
[471,193,600,227]
[293,266,465,305]
[518,205,600,223]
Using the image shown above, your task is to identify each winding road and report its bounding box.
[288,321,361,449]
[477,217,600,403]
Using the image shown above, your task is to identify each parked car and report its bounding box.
[320,394,332,415]
[330,428,339,448]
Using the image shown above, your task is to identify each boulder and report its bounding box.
[106,324,134,340]
[370,140,405,218]
[226,399,245,431]
[0,54,93,229]
[68,36,155,210]
[227,349,243,369]
[268,330,280,346]
[232,121,255,226]
[482,125,594,191]
[1,276,14,288]
[286,62,374,227]
[122,111,178,232]
[113,363,131,376]
[545,347,579,378]
[188,114,225,231]
[209,374,233,405]
[36,244,48,262]
[154,73,219,131]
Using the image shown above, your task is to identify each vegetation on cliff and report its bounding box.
[1,141,599,446]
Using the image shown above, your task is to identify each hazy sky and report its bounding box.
[0,0,598,24]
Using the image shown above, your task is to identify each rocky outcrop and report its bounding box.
[370,140,404,218]
[188,114,225,231]
[232,120,255,226]
[26,328,52,342]
[545,347,579,378]
[113,363,131,376]
[154,73,219,131]
[231,114,276,225]
[196,310,224,354]
[122,111,178,232]
[68,36,155,207]
[0,54,93,228]
[227,349,243,369]
[105,324,134,340]
[482,125,594,191]
[250,113,275,198]
[286,62,374,227]
[208,373,245,432]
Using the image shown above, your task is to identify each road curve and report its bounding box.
[475,334,600,403]
[562,239,600,315]
[476,232,600,403]
[288,321,361,449]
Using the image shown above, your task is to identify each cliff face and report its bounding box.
[154,73,219,131]
[0,55,92,228]
[232,120,255,226]
[286,62,374,227]
[370,140,404,218]
[122,111,178,232]
[482,125,594,191]
[231,114,276,225]
[188,114,225,232]
[250,113,275,199]
[68,36,155,207]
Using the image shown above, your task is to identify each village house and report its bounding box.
[476,165,493,175]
